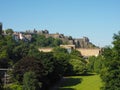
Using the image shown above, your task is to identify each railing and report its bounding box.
[0,68,12,86]
[0,68,12,71]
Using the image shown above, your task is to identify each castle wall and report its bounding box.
[39,48,53,52]
[38,47,100,57]
[76,48,100,57]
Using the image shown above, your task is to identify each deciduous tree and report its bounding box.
[23,71,42,90]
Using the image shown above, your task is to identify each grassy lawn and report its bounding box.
[58,74,102,90]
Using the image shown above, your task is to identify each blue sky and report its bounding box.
[0,0,120,47]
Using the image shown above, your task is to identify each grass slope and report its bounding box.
[59,74,102,90]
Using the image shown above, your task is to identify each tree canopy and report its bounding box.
[100,31,120,90]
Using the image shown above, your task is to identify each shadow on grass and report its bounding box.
[60,77,82,87]
[65,73,96,77]
[57,74,96,90]
[59,87,75,90]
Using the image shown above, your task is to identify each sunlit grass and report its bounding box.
[59,74,102,90]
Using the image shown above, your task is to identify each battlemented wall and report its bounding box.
[76,48,100,57]
[39,48,53,52]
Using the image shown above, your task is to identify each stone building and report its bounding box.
[13,32,32,42]
[74,37,95,48]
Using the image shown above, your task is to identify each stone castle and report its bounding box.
[1,23,100,56]
[0,22,96,48]
[30,29,96,48]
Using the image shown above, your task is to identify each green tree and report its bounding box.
[93,56,104,73]
[69,59,87,75]
[5,29,14,35]
[32,34,63,47]
[11,42,30,63]
[101,31,120,90]
[70,49,82,57]
[53,38,62,47]
[27,46,41,58]
[0,49,8,59]
[53,47,68,54]
[52,47,70,79]
[112,31,120,60]
[23,71,42,90]
[87,56,96,72]
[87,55,105,73]
[13,57,44,83]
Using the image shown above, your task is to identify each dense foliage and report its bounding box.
[0,33,89,90]
[87,56,105,73]
[4,30,120,90]
[82,31,120,90]
[32,34,63,47]
[23,71,41,90]
[84,31,120,90]
[100,31,120,90]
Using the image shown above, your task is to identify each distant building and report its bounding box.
[74,37,94,48]
[19,33,24,40]
[24,34,32,41]
[13,32,19,41]
[0,22,2,35]
[13,32,32,42]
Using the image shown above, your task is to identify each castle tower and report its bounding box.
[0,22,2,35]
